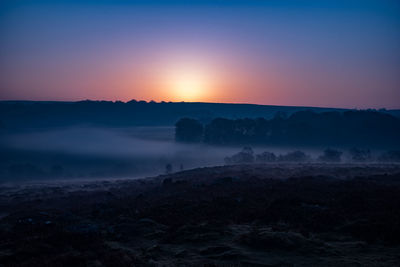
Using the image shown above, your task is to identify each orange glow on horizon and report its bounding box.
[140,55,224,103]
[163,67,213,102]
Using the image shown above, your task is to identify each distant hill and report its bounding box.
[0,100,398,130]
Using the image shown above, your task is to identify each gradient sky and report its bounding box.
[0,0,399,108]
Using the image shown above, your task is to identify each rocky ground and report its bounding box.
[1,163,400,266]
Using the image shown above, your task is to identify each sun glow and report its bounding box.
[149,55,217,102]
[169,70,209,101]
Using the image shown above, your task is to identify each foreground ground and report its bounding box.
[1,163,400,266]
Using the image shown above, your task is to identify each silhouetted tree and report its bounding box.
[256,151,277,162]
[175,118,204,142]
[278,151,310,162]
[349,148,371,162]
[204,118,236,145]
[318,149,342,162]
[225,147,255,164]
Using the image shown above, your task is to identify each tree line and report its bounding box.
[175,110,400,148]
[224,147,400,164]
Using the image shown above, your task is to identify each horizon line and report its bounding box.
[1,99,399,111]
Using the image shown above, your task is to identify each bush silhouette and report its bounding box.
[349,148,372,162]
[278,151,310,162]
[256,151,277,162]
[318,149,342,162]
[225,147,255,164]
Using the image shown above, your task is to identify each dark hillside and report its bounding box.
[0,100,347,130]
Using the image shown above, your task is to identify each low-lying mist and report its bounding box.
[0,126,397,184]
[0,126,240,183]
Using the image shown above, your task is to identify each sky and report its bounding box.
[0,0,399,109]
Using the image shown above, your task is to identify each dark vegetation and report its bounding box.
[1,164,400,266]
[175,118,203,142]
[176,110,400,148]
[318,149,343,162]
[349,148,372,162]
[225,148,312,164]
[2,100,399,130]
[224,147,400,165]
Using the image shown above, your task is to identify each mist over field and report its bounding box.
[1,123,397,183]
[0,126,242,182]
[0,126,301,182]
